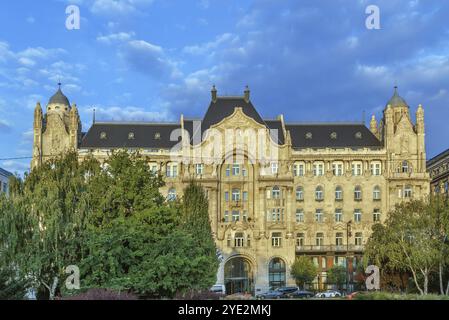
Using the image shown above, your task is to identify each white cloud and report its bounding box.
[97,31,136,44]
[90,0,154,15]
[183,33,238,55]
[81,105,173,122]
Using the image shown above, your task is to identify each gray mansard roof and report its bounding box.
[79,95,381,149]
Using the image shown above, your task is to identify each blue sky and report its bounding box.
[0,0,449,174]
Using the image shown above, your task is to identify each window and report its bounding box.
[271,208,284,222]
[242,167,247,177]
[154,132,161,140]
[373,209,381,222]
[271,162,279,174]
[227,234,231,247]
[242,210,248,222]
[330,132,337,139]
[225,165,230,177]
[269,258,286,289]
[315,186,324,201]
[315,209,323,223]
[167,188,176,201]
[232,189,241,202]
[149,163,158,173]
[232,210,240,222]
[354,209,362,223]
[272,186,281,199]
[355,132,362,139]
[296,209,304,223]
[401,161,409,173]
[352,162,363,176]
[296,186,304,201]
[128,132,135,140]
[306,132,313,139]
[294,162,305,176]
[224,210,229,222]
[371,162,381,175]
[332,162,343,176]
[195,163,204,175]
[335,209,343,222]
[373,186,381,200]
[404,185,413,198]
[296,233,305,246]
[242,191,248,202]
[336,232,343,246]
[232,163,240,176]
[234,232,244,247]
[335,186,343,201]
[224,191,229,202]
[272,232,282,247]
[354,185,362,200]
[247,234,251,247]
[166,163,178,177]
[316,233,324,246]
[100,132,107,139]
[313,162,324,176]
[355,232,363,246]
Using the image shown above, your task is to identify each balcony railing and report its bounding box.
[296,245,364,253]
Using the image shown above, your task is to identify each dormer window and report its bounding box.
[100,132,107,140]
[128,132,135,140]
[330,132,337,139]
[355,132,362,139]
[306,132,312,139]
[154,132,161,140]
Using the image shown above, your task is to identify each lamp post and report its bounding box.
[346,220,352,294]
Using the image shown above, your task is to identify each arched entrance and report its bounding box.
[268,257,286,289]
[224,257,254,295]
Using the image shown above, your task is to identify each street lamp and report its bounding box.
[346,220,352,293]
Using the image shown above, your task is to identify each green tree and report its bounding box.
[290,256,317,290]
[0,265,30,299]
[327,265,347,291]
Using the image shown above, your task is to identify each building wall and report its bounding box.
[0,169,12,195]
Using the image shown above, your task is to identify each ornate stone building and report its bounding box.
[427,148,449,195]
[32,85,430,294]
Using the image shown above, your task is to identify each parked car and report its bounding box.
[286,290,315,299]
[315,290,342,298]
[257,286,298,299]
[210,284,226,295]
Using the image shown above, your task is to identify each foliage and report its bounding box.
[353,291,449,300]
[290,256,317,289]
[327,265,347,290]
[0,265,30,300]
[61,288,138,300]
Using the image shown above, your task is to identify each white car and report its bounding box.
[315,290,342,298]
[210,284,226,295]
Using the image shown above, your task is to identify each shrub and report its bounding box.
[62,288,138,300]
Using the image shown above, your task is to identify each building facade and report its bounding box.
[427,148,449,196]
[32,85,430,294]
[0,167,13,195]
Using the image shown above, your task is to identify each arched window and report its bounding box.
[335,186,343,201]
[296,186,304,201]
[272,186,281,199]
[315,186,324,201]
[269,258,286,289]
[167,188,176,201]
[373,186,381,200]
[354,185,362,200]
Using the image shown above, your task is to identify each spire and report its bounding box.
[370,114,378,135]
[93,108,96,124]
[211,84,217,103]
[244,85,250,103]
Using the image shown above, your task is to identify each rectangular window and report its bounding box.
[371,162,381,176]
[271,208,283,222]
[296,233,305,246]
[271,162,279,174]
[224,191,229,202]
[296,209,304,223]
[242,168,247,177]
[294,163,305,176]
[313,163,324,176]
[243,191,248,202]
[335,209,343,222]
[166,164,178,177]
[352,162,362,176]
[336,233,343,246]
[355,233,363,246]
[195,163,204,175]
[315,209,323,223]
[332,163,343,176]
[231,189,240,201]
[316,234,324,246]
[232,164,240,176]
[272,232,282,247]
[224,210,229,222]
[234,233,244,247]
[354,209,362,223]
[373,209,381,222]
[226,165,230,177]
[232,210,240,222]
[242,210,247,222]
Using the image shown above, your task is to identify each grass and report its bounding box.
[354,291,449,300]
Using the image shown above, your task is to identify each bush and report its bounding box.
[174,290,222,300]
[354,292,449,300]
[62,288,138,300]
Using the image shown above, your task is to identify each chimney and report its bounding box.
[244,85,250,103]
[211,85,217,103]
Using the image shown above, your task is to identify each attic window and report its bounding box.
[128,132,135,140]
[306,132,313,139]
[154,132,161,140]
[355,132,362,139]
[330,132,337,139]
[100,132,107,140]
